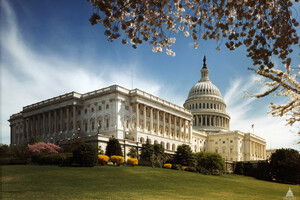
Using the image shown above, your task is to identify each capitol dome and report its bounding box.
[184,57,230,131]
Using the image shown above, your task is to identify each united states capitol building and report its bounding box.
[9,59,266,162]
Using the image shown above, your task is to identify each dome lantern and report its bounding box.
[200,56,210,82]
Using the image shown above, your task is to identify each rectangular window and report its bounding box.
[222,149,225,153]
[230,148,233,153]
[98,106,102,111]
[223,141,225,144]
[92,121,95,130]
[85,109,87,114]
[85,123,87,131]
[106,104,109,109]
[91,108,94,112]
[230,140,233,143]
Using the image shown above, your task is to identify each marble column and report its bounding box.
[150,108,153,133]
[163,112,166,136]
[189,121,192,143]
[135,103,139,129]
[73,105,76,132]
[143,105,146,131]
[168,114,171,138]
[66,107,69,134]
[184,120,186,142]
[60,108,63,133]
[26,119,29,140]
[156,110,159,135]
[174,116,177,139]
[54,110,57,134]
[48,112,51,135]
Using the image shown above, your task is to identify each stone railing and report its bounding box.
[23,92,81,111]
[130,89,191,114]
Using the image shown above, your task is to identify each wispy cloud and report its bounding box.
[1,0,298,150]
[0,1,163,144]
[224,76,299,150]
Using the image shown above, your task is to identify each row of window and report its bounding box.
[215,140,233,144]
[83,104,110,115]
[188,102,224,110]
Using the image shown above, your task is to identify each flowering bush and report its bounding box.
[181,166,188,171]
[163,163,172,169]
[110,155,124,166]
[98,155,109,165]
[28,142,60,154]
[127,158,138,167]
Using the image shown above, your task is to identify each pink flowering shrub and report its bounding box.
[28,142,61,154]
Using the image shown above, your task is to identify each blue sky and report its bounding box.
[1,0,299,150]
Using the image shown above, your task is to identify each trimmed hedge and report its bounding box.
[31,153,73,165]
[110,156,124,166]
[98,155,109,165]
[73,143,98,167]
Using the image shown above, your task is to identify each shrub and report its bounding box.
[28,142,60,154]
[73,143,97,167]
[174,144,193,166]
[185,166,197,172]
[194,152,225,175]
[163,163,172,169]
[0,157,11,165]
[269,148,300,184]
[127,147,138,158]
[181,166,188,171]
[127,158,138,167]
[110,156,124,166]
[98,155,109,165]
[234,162,244,175]
[105,137,122,157]
[31,153,73,165]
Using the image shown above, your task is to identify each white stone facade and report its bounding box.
[9,60,266,161]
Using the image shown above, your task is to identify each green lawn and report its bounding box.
[1,165,299,200]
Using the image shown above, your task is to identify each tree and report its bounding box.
[73,143,98,167]
[105,137,123,157]
[28,142,61,154]
[246,63,300,138]
[127,147,138,158]
[87,0,299,133]
[140,139,154,162]
[269,148,300,184]
[174,144,193,166]
[194,152,225,174]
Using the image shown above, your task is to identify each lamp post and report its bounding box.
[124,131,129,160]
[77,127,80,138]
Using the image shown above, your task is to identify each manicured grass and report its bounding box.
[1,165,299,200]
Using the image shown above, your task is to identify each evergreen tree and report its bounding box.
[174,144,193,166]
[105,137,122,157]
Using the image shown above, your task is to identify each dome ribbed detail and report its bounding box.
[184,57,230,131]
[188,81,222,99]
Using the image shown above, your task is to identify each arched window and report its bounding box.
[167,143,170,150]
[154,140,158,145]
[172,144,176,151]
[140,137,145,143]
[161,141,165,148]
[199,103,201,108]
